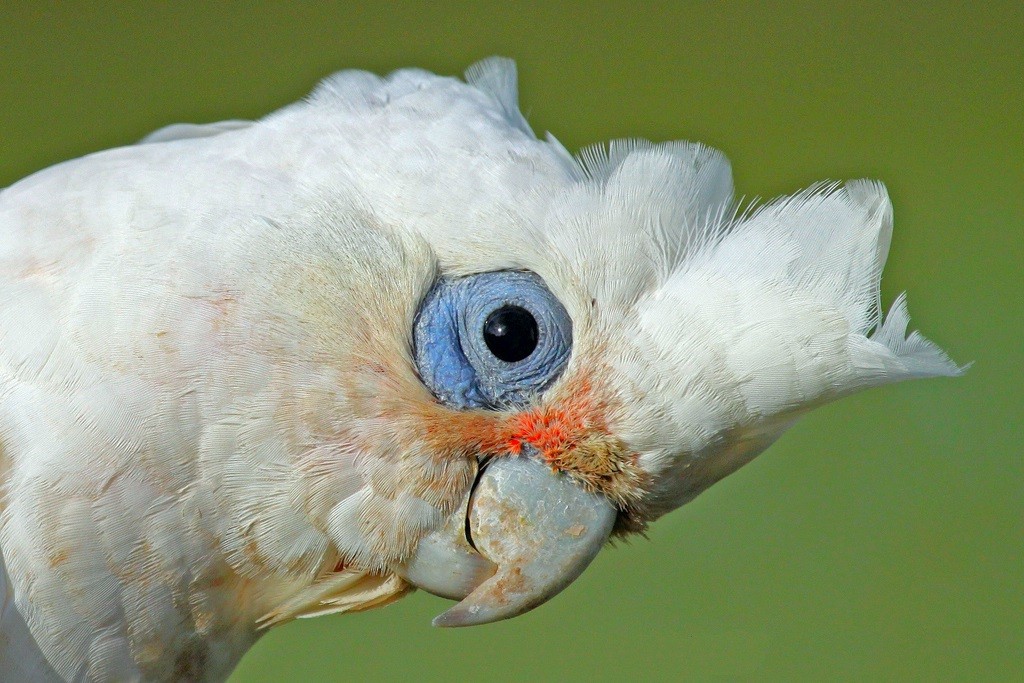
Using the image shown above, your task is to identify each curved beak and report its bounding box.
[395,455,616,627]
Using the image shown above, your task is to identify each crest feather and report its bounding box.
[464,56,534,138]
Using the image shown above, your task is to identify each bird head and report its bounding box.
[198,57,958,629]
[0,56,965,680]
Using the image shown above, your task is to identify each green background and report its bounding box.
[2,2,1019,680]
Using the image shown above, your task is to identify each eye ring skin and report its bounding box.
[413,270,573,410]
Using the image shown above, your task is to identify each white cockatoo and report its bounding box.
[0,57,961,681]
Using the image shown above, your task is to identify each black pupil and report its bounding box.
[483,305,539,363]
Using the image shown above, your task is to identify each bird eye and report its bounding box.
[483,305,539,362]
[414,271,572,410]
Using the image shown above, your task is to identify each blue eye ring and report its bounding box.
[413,270,573,410]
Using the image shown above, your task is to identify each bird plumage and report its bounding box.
[0,57,960,681]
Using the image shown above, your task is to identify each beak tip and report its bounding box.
[431,601,494,628]
[430,609,468,628]
[430,601,508,628]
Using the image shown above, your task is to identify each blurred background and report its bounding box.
[1,2,1019,680]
